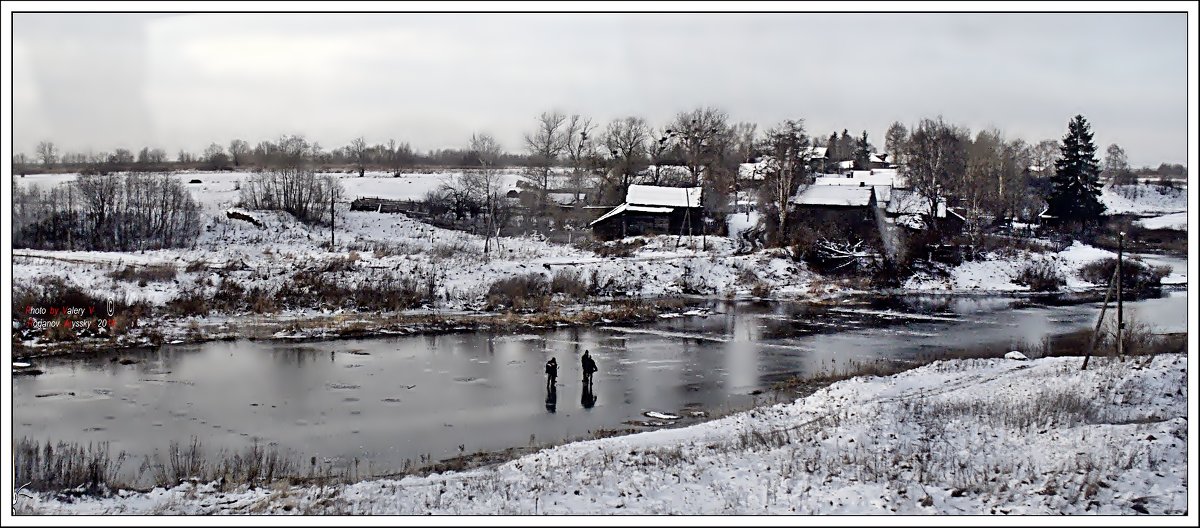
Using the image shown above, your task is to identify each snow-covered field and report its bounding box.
[905,241,1131,292]
[11,202,812,315]
[1101,184,1187,216]
[16,353,1187,515]
[14,169,535,212]
[1136,212,1188,232]
[12,172,1183,318]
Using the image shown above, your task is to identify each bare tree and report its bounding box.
[136,147,166,167]
[461,133,505,257]
[13,152,30,175]
[729,122,758,211]
[667,107,729,186]
[999,138,1036,221]
[666,107,733,246]
[229,139,250,167]
[36,141,57,168]
[203,143,229,170]
[110,148,135,166]
[563,114,597,205]
[757,120,812,246]
[1030,139,1060,178]
[524,111,568,214]
[602,117,650,203]
[884,122,909,166]
[1104,143,1135,186]
[347,137,369,177]
[645,126,675,186]
[240,167,342,225]
[385,138,405,174]
[902,117,968,234]
[963,128,1003,227]
[14,172,202,251]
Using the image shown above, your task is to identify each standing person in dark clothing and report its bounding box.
[545,357,558,392]
[581,350,597,388]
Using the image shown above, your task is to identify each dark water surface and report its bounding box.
[13,258,1187,479]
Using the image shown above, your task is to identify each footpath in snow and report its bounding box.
[17,353,1188,515]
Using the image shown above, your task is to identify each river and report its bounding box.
[12,255,1188,482]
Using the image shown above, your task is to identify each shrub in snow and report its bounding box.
[549,269,588,298]
[108,264,179,286]
[487,273,550,311]
[1014,260,1065,292]
[1077,258,1168,293]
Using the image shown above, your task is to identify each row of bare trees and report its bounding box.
[236,135,344,226]
[888,118,1059,234]
[12,135,536,176]
[12,174,202,251]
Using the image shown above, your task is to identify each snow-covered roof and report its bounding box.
[869,153,888,164]
[738,162,768,180]
[886,189,946,218]
[791,186,874,207]
[589,203,674,226]
[803,146,828,160]
[547,192,584,206]
[836,160,855,169]
[872,185,892,205]
[813,169,899,187]
[626,184,702,208]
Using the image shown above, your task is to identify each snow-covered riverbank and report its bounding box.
[16,353,1188,515]
[11,172,1184,356]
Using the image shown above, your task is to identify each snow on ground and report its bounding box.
[12,202,811,312]
[12,169,815,311]
[1135,212,1188,231]
[1101,184,1187,216]
[726,211,760,241]
[14,169,534,212]
[17,353,1187,515]
[905,241,1117,292]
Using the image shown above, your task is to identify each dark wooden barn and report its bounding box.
[590,185,704,240]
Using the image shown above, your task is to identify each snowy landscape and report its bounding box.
[16,353,1188,515]
[10,169,1188,353]
[7,9,1192,521]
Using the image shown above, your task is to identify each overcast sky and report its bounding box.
[11,12,1188,166]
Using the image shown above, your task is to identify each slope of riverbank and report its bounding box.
[16,353,1188,515]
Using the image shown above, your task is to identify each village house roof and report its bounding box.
[626,184,703,208]
[589,203,674,226]
[738,162,768,180]
[813,169,899,187]
[546,192,585,206]
[872,185,892,205]
[790,185,874,207]
[886,188,947,218]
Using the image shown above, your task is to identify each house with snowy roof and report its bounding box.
[787,184,882,242]
[590,184,703,239]
[884,188,965,233]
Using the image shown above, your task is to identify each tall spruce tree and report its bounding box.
[854,130,871,170]
[1046,115,1105,227]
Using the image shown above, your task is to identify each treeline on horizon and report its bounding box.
[11,112,1189,179]
[9,107,1188,257]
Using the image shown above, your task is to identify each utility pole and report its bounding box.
[1082,264,1120,371]
[330,180,337,250]
[1116,231,1125,360]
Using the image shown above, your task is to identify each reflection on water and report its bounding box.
[14,284,1188,480]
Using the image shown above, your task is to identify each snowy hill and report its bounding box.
[1100,184,1186,216]
[17,353,1187,515]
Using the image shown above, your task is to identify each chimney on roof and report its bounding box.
[859,182,865,187]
